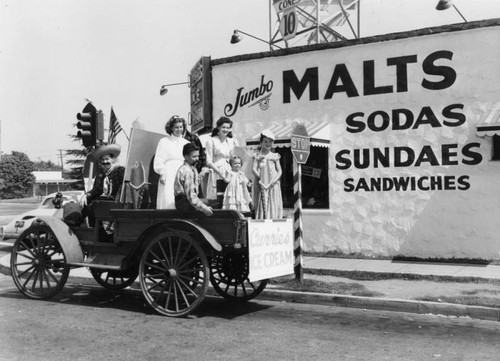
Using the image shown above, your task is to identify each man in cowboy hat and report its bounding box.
[80,144,125,225]
[84,144,125,203]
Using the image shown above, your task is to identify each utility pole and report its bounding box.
[57,149,65,170]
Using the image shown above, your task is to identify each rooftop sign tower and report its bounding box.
[269,0,360,49]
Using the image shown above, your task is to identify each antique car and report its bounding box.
[9,128,293,317]
[10,200,273,317]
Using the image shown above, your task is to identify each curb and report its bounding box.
[258,289,500,322]
[1,261,499,322]
[304,268,500,283]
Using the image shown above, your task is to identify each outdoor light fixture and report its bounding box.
[159,81,190,96]
[436,0,467,22]
[230,29,283,49]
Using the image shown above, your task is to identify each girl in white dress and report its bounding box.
[154,116,189,209]
[222,155,252,213]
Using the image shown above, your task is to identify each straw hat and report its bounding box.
[90,144,121,161]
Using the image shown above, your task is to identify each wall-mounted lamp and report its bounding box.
[436,0,467,22]
[230,29,283,50]
[159,81,190,96]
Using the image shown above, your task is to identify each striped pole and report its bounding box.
[293,158,304,281]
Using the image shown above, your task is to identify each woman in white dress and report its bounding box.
[154,116,189,209]
[205,116,239,206]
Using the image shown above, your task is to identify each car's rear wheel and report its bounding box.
[210,251,268,302]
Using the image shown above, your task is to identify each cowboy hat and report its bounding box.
[90,144,121,161]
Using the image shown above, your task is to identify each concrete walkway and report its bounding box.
[1,253,500,322]
[304,257,500,280]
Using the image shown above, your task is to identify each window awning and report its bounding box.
[246,121,331,149]
[476,105,500,137]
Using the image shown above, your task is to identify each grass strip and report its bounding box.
[268,275,384,297]
[304,268,500,285]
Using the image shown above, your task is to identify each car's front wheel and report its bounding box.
[10,225,69,299]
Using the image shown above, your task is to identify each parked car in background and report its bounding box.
[0,191,84,241]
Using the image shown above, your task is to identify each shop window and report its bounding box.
[275,147,329,210]
[492,135,500,161]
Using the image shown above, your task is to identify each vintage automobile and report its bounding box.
[0,191,84,241]
[10,200,278,317]
[9,128,293,317]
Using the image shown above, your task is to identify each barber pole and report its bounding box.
[293,160,303,281]
[290,123,310,281]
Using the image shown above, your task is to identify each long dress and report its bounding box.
[205,136,239,200]
[154,135,189,209]
[253,151,283,219]
[222,170,252,212]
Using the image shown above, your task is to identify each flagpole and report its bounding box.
[122,129,130,141]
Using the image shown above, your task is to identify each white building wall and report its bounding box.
[211,22,500,259]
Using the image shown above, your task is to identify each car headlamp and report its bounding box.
[14,220,25,228]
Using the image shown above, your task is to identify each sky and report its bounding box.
[2,0,500,166]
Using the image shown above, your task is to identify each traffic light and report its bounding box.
[76,103,97,147]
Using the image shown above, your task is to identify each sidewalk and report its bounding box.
[304,256,500,280]
[1,253,500,321]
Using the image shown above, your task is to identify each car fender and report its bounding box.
[140,219,222,252]
[177,219,222,252]
[34,216,84,263]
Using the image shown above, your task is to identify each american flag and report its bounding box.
[108,107,123,144]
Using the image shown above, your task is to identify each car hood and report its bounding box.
[19,208,63,219]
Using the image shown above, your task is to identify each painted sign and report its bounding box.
[210,22,500,258]
[120,128,164,208]
[273,0,304,13]
[248,219,294,282]
[279,7,298,41]
[190,56,212,133]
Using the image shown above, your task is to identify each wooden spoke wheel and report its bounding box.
[210,251,268,302]
[139,232,209,317]
[90,267,138,290]
[10,225,69,299]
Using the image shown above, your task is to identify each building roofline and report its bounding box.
[211,18,500,67]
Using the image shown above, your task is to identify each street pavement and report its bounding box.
[1,251,499,322]
[0,215,14,224]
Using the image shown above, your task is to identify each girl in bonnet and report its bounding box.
[222,155,252,213]
[252,130,283,219]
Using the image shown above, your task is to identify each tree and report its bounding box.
[33,159,62,171]
[65,134,93,190]
[0,151,36,199]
